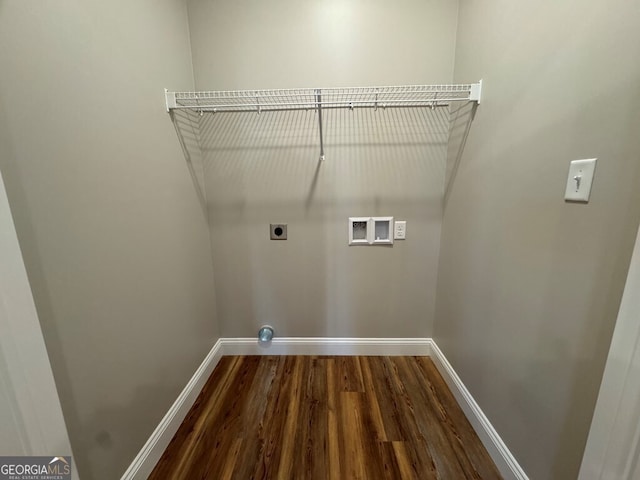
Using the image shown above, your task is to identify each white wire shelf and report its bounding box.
[165,82,482,161]
[165,82,482,113]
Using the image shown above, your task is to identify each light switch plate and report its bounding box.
[565,158,597,202]
[394,221,407,240]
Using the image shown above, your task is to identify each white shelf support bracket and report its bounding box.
[165,89,177,113]
[315,88,325,161]
[469,80,483,104]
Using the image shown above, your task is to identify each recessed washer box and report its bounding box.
[348,217,370,245]
[373,217,394,244]
[348,217,394,245]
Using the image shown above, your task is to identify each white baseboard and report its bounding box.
[120,338,224,480]
[122,336,527,480]
[220,337,432,356]
[429,341,529,480]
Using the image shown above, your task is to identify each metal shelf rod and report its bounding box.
[170,99,465,111]
[175,104,454,114]
[178,90,466,100]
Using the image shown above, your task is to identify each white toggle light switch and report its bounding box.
[394,221,407,240]
[565,158,597,202]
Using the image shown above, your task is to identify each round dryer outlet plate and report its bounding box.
[270,224,287,240]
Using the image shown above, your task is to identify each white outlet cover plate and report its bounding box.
[565,158,597,202]
[394,221,407,240]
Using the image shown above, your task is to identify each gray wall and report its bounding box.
[187,0,460,338]
[0,1,218,478]
[435,0,640,478]
[0,352,23,455]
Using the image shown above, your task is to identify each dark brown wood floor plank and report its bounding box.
[389,356,468,479]
[326,358,341,479]
[407,355,482,479]
[218,438,242,480]
[393,440,426,480]
[276,356,305,479]
[381,356,444,479]
[339,392,368,479]
[150,355,502,480]
[181,356,261,480]
[292,357,329,480]
[376,441,404,479]
[414,356,502,479]
[359,356,389,441]
[148,356,247,480]
[229,355,281,480]
[355,394,395,479]
[335,355,365,392]
[179,356,250,479]
[365,356,411,441]
[147,356,233,479]
[251,355,301,479]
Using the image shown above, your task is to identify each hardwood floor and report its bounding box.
[149,356,501,479]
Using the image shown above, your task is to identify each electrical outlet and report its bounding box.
[394,221,407,240]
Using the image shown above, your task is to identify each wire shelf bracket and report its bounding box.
[165,81,482,161]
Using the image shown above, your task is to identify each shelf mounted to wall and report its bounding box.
[164,81,482,161]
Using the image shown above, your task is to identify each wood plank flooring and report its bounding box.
[149,356,501,479]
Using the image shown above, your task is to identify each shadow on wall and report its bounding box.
[170,109,208,216]
[445,101,478,208]
[173,105,462,338]
[191,105,455,215]
[167,101,480,218]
